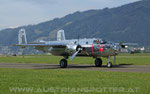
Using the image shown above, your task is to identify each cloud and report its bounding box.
[0,0,140,30]
[16,0,58,7]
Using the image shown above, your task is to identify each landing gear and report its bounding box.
[107,62,112,68]
[60,59,68,68]
[94,56,115,68]
[107,56,112,68]
[95,58,102,67]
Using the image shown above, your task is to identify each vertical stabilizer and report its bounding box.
[57,30,66,41]
[18,29,27,44]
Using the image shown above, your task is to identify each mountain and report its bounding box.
[0,0,150,54]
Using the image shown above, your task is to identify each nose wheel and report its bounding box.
[95,58,102,67]
[107,56,112,68]
[60,59,68,68]
[107,62,112,68]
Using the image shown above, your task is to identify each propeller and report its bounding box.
[70,50,80,61]
[70,45,82,61]
[70,35,82,61]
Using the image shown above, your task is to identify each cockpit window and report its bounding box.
[93,40,100,44]
[74,41,77,44]
[100,40,107,44]
[93,40,96,44]
[93,39,107,44]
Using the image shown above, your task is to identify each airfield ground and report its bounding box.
[0,63,150,73]
[0,53,150,94]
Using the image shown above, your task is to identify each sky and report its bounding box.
[0,0,140,30]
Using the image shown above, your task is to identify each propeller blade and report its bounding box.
[70,51,79,61]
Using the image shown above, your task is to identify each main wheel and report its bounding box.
[107,62,112,68]
[95,58,102,67]
[60,59,68,68]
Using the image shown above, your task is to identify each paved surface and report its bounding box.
[0,63,150,73]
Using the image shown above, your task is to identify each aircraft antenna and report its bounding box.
[78,35,80,45]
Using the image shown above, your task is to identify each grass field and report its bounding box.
[0,68,150,94]
[0,53,150,94]
[0,53,150,65]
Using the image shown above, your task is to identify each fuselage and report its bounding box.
[35,38,120,57]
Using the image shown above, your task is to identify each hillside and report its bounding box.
[0,0,150,54]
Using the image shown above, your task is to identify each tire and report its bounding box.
[60,59,67,68]
[95,58,102,67]
[107,62,112,68]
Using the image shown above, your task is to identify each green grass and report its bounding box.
[0,53,150,65]
[0,54,150,94]
[0,68,150,94]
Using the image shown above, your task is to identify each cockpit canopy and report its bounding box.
[93,39,107,44]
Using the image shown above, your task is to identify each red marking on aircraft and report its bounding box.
[98,45,104,52]
[92,44,94,56]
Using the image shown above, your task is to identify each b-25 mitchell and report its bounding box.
[15,29,137,68]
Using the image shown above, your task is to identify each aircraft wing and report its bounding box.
[115,43,138,48]
[115,43,138,46]
[14,42,67,48]
[121,43,138,46]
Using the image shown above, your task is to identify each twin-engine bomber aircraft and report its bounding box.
[15,29,137,68]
